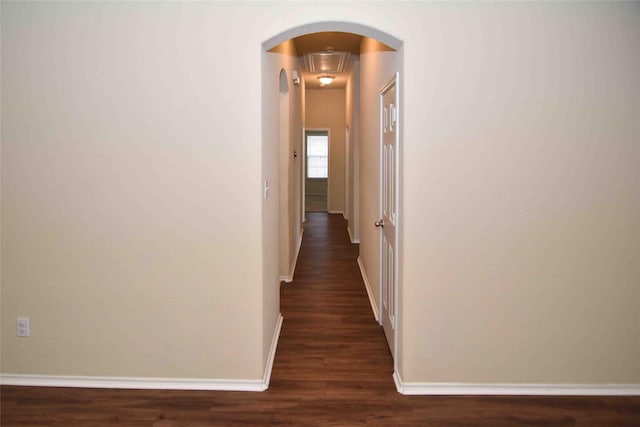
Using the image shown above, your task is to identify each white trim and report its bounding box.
[357,256,379,322]
[0,315,284,393]
[347,227,359,244]
[302,127,306,221]
[0,374,265,392]
[345,126,350,223]
[378,73,400,363]
[261,313,283,390]
[263,21,402,52]
[305,128,330,216]
[393,372,640,396]
[328,210,344,216]
[280,230,304,283]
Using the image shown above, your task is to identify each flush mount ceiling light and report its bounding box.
[318,75,335,86]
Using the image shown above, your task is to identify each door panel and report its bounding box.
[380,76,398,357]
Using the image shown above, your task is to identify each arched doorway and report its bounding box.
[262,21,403,382]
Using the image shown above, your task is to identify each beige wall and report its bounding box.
[399,2,640,384]
[300,79,307,229]
[2,1,639,389]
[263,48,304,371]
[305,89,346,214]
[345,59,360,242]
[269,41,304,282]
[261,51,281,374]
[1,1,265,379]
[358,38,402,349]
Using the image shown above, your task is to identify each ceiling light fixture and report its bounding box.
[318,75,334,86]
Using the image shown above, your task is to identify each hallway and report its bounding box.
[2,214,639,425]
[271,212,394,389]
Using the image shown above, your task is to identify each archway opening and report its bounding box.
[262,21,404,386]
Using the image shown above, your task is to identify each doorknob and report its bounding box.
[375,219,384,227]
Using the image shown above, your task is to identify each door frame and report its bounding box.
[304,128,331,216]
[378,73,400,361]
[345,126,350,221]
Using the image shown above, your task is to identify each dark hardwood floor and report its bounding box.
[2,213,639,426]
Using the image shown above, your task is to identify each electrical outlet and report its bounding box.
[17,317,30,337]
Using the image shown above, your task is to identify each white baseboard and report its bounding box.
[357,256,379,322]
[328,210,344,216]
[347,227,359,244]
[261,313,283,390]
[0,315,284,393]
[280,230,304,283]
[393,372,640,396]
[0,374,265,392]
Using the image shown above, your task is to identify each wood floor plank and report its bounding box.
[2,213,639,425]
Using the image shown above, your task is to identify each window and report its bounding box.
[306,134,328,178]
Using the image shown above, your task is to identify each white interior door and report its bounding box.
[378,75,399,357]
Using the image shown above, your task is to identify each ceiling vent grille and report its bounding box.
[303,51,351,73]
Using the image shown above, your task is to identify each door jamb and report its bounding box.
[378,73,400,363]
[304,128,331,214]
